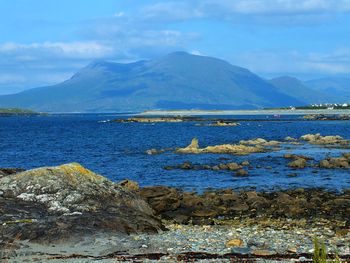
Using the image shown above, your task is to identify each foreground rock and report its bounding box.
[139,187,350,226]
[0,163,162,243]
[175,138,266,155]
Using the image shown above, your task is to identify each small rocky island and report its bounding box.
[0,108,43,116]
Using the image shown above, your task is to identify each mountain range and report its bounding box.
[0,52,348,112]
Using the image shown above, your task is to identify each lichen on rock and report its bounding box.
[0,163,162,242]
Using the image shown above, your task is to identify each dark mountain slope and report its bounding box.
[0,52,304,112]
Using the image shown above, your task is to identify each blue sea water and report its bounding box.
[0,114,349,192]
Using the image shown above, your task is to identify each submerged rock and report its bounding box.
[0,163,162,243]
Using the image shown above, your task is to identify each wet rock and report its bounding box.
[235,169,249,177]
[0,168,25,178]
[241,160,250,166]
[319,156,350,169]
[0,163,162,242]
[288,158,307,169]
[139,186,181,214]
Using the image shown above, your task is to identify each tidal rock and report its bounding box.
[235,169,249,176]
[239,138,280,146]
[288,158,307,169]
[300,133,348,145]
[176,138,265,155]
[319,156,350,169]
[284,136,298,141]
[0,163,162,242]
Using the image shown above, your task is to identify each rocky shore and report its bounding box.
[0,163,349,262]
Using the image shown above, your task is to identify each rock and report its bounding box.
[241,161,250,166]
[209,121,240,126]
[139,186,181,214]
[288,173,298,177]
[285,136,297,141]
[181,162,193,170]
[288,158,307,169]
[226,162,242,170]
[226,239,244,247]
[0,168,25,177]
[176,138,265,155]
[0,163,162,242]
[300,133,348,145]
[239,138,280,146]
[235,169,249,176]
[319,156,350,169]
[146,148,165,155]
[118,179,139,191]
[114,116,200,123]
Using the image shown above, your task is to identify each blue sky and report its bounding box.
[1,0,350,94]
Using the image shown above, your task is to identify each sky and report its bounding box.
[0,0,350,94]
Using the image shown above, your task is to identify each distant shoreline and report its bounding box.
[141,109,350,116]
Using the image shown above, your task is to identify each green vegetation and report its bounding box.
[313,237,341,263]
[0,108,39,115]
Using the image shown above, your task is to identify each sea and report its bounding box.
[1,114,349,192]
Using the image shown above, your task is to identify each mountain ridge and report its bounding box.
[0,52,347,112]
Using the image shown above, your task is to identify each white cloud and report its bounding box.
[202,0,350,15]
[0,41,113,59]
[0,74,26,84]
[231,49,350,77]
[139,0,350,25]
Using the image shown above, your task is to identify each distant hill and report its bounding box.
[304,77,350,102]
[0,52,325,112]
[269,76,339,104]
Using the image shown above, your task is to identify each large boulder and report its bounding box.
[0,163,162,243]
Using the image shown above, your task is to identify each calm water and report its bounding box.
[0,114,349,192]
